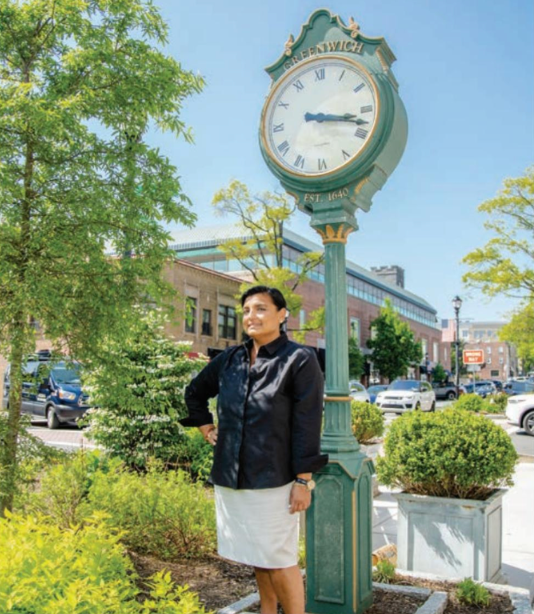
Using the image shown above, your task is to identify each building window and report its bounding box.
[350,317,360,344]
[185,297,197,333]
[487,346,492,354]
[300,309,306,329]
[491,370,500,377]
[499,357,504,365]
[444,347,448,362]
[202,309,212,336]
[487,357,491,365]
[219,305,237,340]
[433,342,439,362]
[498,346,504,354]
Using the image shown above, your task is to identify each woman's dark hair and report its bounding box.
[240,285,287,310]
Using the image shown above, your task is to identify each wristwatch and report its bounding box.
[295,477,316,491]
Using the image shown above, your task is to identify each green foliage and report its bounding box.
[367,299,422,382]
[453,393,489,413]
[351,400,385,444]
[348,337,365,379]
[0,512,211,614]
[81,465,216,560]
[455,578,491,607]
[372,560,396,584]
[431,363,447,384]
[499,302,534,372]
[176,429,214,482]
[82,309,208,470]
[211,180,325,341]
[487,393,509,413]
[376,408,518,499]
[462,166,534,299]
[0,0,204,514]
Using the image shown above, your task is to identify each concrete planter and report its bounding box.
[395,489,505,583]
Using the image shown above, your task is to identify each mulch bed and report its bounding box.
[131,553,514,614]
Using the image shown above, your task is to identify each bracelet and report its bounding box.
[294,478,309,486]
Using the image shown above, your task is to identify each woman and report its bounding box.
[181,285,327,614]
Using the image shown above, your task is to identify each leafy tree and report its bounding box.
[0,0,203,515]
[462,167,534,299]
[499,302,534,372]
[82,309,208,470]
[367,299,422,382]
[431,363,447,384]
[348,337,365,380]
[212,180,324,341]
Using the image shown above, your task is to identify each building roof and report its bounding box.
[170,223,437,315]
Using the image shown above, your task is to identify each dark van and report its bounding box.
[2,355,90,429]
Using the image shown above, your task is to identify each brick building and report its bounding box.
[169,224,445,381]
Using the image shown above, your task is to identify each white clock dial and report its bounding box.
[262,56,378,177]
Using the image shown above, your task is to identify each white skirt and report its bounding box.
[214,482,299,569]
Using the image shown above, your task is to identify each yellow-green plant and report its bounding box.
[351,400,385,444]
[372,560,396,584]
[455,578,491,607]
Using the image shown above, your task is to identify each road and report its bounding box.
[27,401,534,460]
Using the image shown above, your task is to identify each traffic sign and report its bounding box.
[463,349,485,365]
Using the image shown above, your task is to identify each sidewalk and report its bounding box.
[371,463,534,597]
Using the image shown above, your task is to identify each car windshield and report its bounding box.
[350,383,364,392]
[52,363,81,385]
[389,381,419,391]
[368,385,386,393]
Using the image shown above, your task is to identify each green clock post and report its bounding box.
[259,10,408,614]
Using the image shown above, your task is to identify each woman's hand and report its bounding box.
[289,483,312,514]
[199,424,218,446]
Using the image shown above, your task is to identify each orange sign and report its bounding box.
[463,349,485,365]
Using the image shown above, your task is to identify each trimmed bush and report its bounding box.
[81,465,216,560]
[376,408,518,500]
[351,400,385,444]
[453,393,489,413]
[0,512,211,613]
[486,392,508,413]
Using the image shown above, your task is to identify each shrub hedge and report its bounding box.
[351,400,385,444]
[376,408,518,500]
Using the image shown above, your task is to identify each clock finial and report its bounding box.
[348,17,360,38]
[284,34,294,56]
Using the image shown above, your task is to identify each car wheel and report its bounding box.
[429,401,436,412]
[46,406,60,429]
[446,391,456,400]
[523,410,534,436]
[415,402,421,411]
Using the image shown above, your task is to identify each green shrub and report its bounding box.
[351,400,385,443]
[23,449,122,526]
[376,408,518,499]
[82,309,208,470]
[453,393,489,413]
[0,512,211,614]
[455,578,491,607]
[176,428,213,482]
[372,560,396,584]
[81,465,216,560]
[486,392,508,413]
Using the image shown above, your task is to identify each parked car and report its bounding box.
[503,380,534,396]
[367,384,389,404]
[2,356,90,429]
[491,380,503,392]
[349,381,370,403]
[506,394,534,436]
[431,381,459,401]
[462,381,497,398]
[375,380,435,414]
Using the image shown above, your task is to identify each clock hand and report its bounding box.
[304,112,369,125]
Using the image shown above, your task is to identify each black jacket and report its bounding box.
[181,334,328,489]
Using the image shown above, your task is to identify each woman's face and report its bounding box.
[243,293,286,342]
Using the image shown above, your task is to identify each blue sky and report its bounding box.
[148,0,533,324]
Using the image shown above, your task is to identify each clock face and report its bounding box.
[261,55,379,177]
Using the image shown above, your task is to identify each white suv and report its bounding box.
[376,379,436,414]
[506,394,534,437]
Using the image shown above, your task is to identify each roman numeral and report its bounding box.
[353,83,365,94]
[294,155,305,169]
[318,158,327,171]
[278,141,290,156]
[339,70,345,81]
[314,68,325,81]
[273,123,284,133]
[293,80,304,92]
[342,150,351,160]
[361,105,373,113]
[355,128,368,139]
[278,101,289,109]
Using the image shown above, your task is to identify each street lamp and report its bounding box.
[452,296,462,396]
